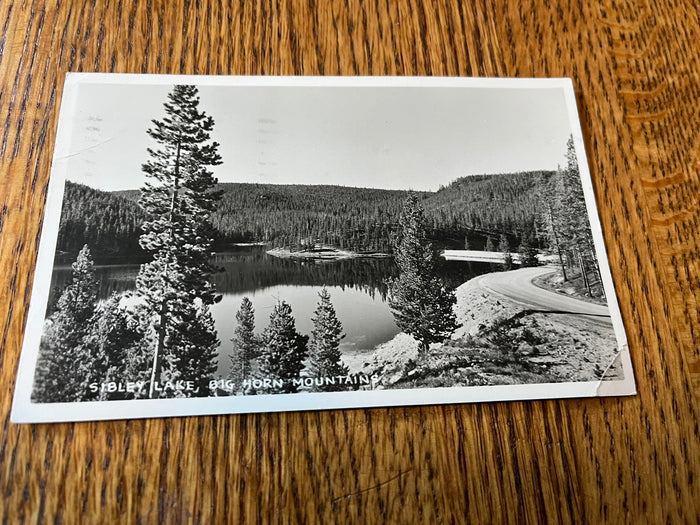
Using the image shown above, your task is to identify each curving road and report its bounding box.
[472,266,612,323]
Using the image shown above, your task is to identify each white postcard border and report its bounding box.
[12,74,636,424]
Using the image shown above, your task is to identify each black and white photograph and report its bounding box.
[12,74,635,423]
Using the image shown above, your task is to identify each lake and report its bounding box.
[49,245,489,376]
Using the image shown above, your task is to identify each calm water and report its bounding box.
[50,246,488,375]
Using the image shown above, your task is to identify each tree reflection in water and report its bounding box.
[48,246,489,317]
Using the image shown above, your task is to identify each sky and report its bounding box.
[57,81,575,192]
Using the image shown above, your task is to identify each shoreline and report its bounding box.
[344,266,620,388]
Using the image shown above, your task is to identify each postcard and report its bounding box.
[11,74,636,423]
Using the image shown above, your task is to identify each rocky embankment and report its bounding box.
[344,267,623,389]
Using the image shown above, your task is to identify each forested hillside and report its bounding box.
[212,183,416,252]
[117,183,414,252]
[426,171,553,243]
[55,182,146,262]
[58,171,553,259]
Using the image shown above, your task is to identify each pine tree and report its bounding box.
[81,294,149,400]
[560,136,603,296]
[307,288,349,391]
[134,84,223,398]
[229,297,259,393]
[484,235,499,271]
[485,236,496,252]
[388,194,460,353]
[558,138,590,251]
[258,301,308,393]
[499,233,513,270]
[543,136,604,297]
[167,301,220,396]
[33,245,98,402]
[517,235,540,267]
[538,193,568,281]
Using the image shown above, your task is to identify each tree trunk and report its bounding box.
[547,205,568,281]
[149,303,168,398]
[168,138,182,244]
[577,249,592,296]
[149,136,181,399]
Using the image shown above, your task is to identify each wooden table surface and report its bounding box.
[1,1,699,523]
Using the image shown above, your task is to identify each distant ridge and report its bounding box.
[62,171,553,259]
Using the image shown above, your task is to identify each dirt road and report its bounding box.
[472,266,612,326]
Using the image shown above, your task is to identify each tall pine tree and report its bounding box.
[229,297,259,393]
[485,236,496,252]
[388,194,460,354]
[258,301,308,394]
[33,245,98,402]
[542,137,604,297]
[135,84,223,398]
[307,288,349,391]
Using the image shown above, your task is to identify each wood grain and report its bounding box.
[1,0,699,522]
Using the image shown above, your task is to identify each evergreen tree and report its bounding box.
[517,235,540,267]
[33,245,98,402]
[499,233,513,270]
[542,136,604,296]
[81,294,149,400]
[307,288,349,391]
[484,235,498,271]
[463,234,471,250]
[557,138,590,252]
[258,301,308,393]
[388,194,459,353]
[559,136,602,295]
[229,297,259,393]
[538,194,568,281]
[134,84,223,398]
[168,301,220,396]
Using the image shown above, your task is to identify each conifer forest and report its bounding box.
[33,84,604,402]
